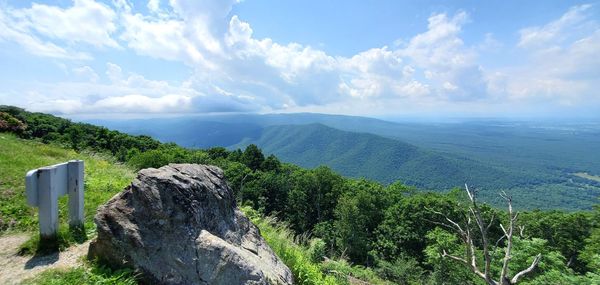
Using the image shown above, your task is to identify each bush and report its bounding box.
[374,257,425,285]
[0,112,27,134]
[308,238,327,263]
[127,149,171,169]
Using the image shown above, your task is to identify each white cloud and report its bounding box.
[2,0,599,116]
[72,66,99,82]
[0,0,119,60]
[477,33,502,51]
[3,3,484,113]
[0,8,90,59]
[34,98,85,114]
[20,62,263,114]
[395,11,488,101]
[518,5,593,48]
[94,94,192,113]
[117,5,215,69]
[28,94,193,114]
[167,0,239,55]
[394,80,431,97]
[495,5,600,106]
[402,11,471,69]
[225,15,337,81]
[338,77,382,99]
[21,0,118,48]
[106,62,123,82]
[443,82,458,91]
[1,0,118,51]
[147,0,160,13]
[341,47,402,75]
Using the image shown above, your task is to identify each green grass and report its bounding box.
[21,263,137,285]
[0,133,135,251]
[242,206,339,285]
[0,132,386,284]
[242,206,388,285]
[0,133,138,284]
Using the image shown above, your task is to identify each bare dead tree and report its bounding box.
[430,184,541,285]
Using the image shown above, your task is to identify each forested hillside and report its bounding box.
[235,124,514,189]
[1,106,599,284]
[93,114,600,210]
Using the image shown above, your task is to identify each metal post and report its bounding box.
[38,167,59,240]
[67,160,84,228]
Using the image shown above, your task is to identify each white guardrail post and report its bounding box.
[25,160,84,240]
[68,160,84,227]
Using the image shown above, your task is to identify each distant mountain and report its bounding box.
[234,123,522,191]
[89,112,402,146]
[90,113,600,177]
[89,118,262,148]
[87,113,600,210]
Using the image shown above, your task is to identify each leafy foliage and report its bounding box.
[0,111,27,133]
[96,113,600,210]
[1,106,599,284]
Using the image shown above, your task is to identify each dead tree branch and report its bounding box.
[432,185,542,285]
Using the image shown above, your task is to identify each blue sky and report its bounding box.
[0,0,599,118]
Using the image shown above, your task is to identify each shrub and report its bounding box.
[0,112,27,134]
[308,238,327,263]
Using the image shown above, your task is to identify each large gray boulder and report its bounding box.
[88,164,293,285]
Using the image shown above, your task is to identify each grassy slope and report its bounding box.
[0,133,134,234]
[1,133,376,285]
[242,206,388,285]
[0,133,137,284]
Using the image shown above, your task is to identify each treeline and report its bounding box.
[1,105,599,284]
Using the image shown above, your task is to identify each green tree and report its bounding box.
[221,161,253,201]
[261,154,281,172]
[373,192,462,262]
[333,179,389,265]
[424,228,479,285]
[241,144,264,171]
[128,149,171,169]
[207,147,229,160]
[580,205,600,273]
[67,125,84,151]
[518,210,592,272]
[249,170,290,215]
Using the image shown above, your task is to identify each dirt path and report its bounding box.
[0,234,90,285]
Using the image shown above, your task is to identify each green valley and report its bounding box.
[94,114,600,210]
[1,106,599,284]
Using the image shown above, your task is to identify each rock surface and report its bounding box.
[88,164,293,285]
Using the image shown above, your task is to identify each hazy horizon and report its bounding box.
[1,1,599,118]
[57,110,600,126]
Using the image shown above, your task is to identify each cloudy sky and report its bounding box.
[0,0,599,118]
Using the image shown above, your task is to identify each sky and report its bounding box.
[0,0,599,119]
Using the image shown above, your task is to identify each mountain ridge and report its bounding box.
[235,123,516,191]
[87,112,600,210]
